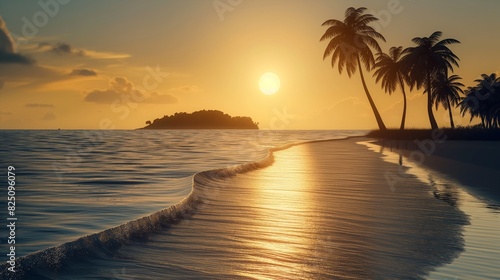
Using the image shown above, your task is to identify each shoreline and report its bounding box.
[45,137,468,279]
[363,138,500,279]
[4,134,494,278]
[1,134,360,278]
[371,138,500,204]
[367,128,500,141]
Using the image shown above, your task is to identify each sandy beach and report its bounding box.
[44,138,470,279]
[374,138,500,204]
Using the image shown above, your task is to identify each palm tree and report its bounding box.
[476,74,500,128]
[401,31,460,129]
[474,73,500,98]
[320,7,387,130]
[373,46,409,130]
[460,87,482,126]
[460,73,500,128]
[431,74,464,128]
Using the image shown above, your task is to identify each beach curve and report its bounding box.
[20,137,472,280]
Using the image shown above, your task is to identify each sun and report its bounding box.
[259,72,281,95]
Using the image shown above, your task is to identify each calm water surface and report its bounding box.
[0,130,360,257]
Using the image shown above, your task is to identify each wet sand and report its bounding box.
[368,138,500,279]
[374,139,500,204]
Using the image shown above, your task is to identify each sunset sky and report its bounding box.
[0,0,498,129]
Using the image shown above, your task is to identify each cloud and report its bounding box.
[169,85,202,94]
[0,63,65,90]
[42,112,56,121]
[39,41,130,59]
[0,16,34,64]
[84,77,178,104]
[38,42,86,56]
[110,77,133,92]
[0,111,11,115]
[83,50,131,59]
[70,68,97,76]
[25,103,55,108]
[85,88,127,103]
[143,92,178,104]
[0,17,14,53]
[0,50,34,64]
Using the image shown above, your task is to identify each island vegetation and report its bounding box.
[142,110,259,129]
[321,7,500,139]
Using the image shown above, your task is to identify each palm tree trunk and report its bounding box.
[357,56,386,130]
[398,76,407,130]
[446,96,455,128]
[426,71,439,129]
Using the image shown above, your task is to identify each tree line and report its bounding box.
[321,7,500,130]
[144,110,259,129]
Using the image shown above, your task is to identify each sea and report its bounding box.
[0,130,499,279]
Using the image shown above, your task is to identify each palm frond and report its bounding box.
[428,31,443,43]
[321,19,344,27]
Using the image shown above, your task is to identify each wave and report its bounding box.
[1,136,362,279]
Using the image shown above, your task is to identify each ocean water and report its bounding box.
[0,130,499,279]
[0,130,361,258]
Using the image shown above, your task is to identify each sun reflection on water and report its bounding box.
[235,144,320,279]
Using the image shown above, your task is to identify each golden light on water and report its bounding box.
[236,145,319,278]
[82,140,478,279]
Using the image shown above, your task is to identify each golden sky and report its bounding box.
[0,0,498,129]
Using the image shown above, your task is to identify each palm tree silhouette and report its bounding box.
[320,7,387,130]
[373,46,409,130]
[460,73,500,128]
[476,73,500,128]
[401,31,460,129]
[431,74,464,128]
[474,73,500,95]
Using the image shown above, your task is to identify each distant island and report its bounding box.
[142,110,259,129]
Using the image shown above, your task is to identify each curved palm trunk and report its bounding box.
[398,76,407,130]
[426,71,439,129]
[357,56,386,130]
[446,96,455,128]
